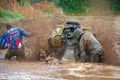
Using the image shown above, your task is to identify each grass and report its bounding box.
[44,5,53,17]
[0,10,24,20]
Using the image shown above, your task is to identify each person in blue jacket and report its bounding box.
[1,23,30,60]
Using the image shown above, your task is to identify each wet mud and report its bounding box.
[0,61,120,80]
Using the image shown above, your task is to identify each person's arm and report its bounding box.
[0,35,2,49]
[0,33,7,49]
[18,27,30,37]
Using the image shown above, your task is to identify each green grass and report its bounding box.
[0,10,24,20]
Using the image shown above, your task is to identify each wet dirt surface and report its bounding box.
[0,60,120,80]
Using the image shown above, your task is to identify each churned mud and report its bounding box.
[0,61,120,80]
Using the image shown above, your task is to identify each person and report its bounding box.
[3,23,30,60]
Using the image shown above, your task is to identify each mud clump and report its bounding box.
[46,56,62,65]
[39,49,47,61]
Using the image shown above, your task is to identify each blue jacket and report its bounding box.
[0,27,29,50]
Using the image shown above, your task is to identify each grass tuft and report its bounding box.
[0,10,24,20]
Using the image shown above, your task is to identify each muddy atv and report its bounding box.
[48,21,102,63]
[48,21,82,61]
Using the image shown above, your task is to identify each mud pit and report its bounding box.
[0,16,120,79]
[0,61,120,80]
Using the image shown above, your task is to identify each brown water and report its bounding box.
[0,60,120,80]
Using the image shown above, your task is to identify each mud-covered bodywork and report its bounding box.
[79,31,103,62]
[47,25,65,60]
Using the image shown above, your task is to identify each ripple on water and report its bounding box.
[50,62,120,80]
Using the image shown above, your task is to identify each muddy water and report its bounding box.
[50,62,120,80]
[0,60,120,80]
[0,61,58,80]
